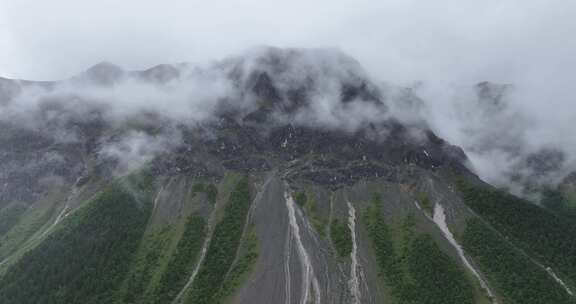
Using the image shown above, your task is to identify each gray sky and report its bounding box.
[1,0,575,84]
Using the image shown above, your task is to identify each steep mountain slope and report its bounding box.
[0,47,575,304]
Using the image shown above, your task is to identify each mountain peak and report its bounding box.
[218,47,383,121]
[82,61,125,85]
[138,64,180,83]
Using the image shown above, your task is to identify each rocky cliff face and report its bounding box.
[0,47,466,208]
[0,48,574,304]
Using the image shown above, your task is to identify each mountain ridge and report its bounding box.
[0,48,574,304]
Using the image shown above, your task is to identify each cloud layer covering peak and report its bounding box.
[1,0,576,193]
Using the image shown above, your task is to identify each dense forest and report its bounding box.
[458,179,576,289]
[120,225,174,304]
[151,215,206,303]
[211,226,259,303]
[364,193,475,304]
[330,218,352,258]
[3,168,575,304]
[0,173,257,304]
[463,218,574,304]
[541,188,576,219]
[0,172,155,304]
[184,177,253,304]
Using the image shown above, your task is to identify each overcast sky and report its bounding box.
[1,0,575,85]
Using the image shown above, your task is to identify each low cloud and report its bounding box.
[0,47,402,174]
[416,79,576,194]
[1,42,576,193]
[99,129,182,175]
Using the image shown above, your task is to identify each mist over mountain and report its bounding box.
[1,46,576,304]
[2,46,575,197]
[4,0,576,197]
[0,46,464,182]
[2,1,576,303]
[416,80,576,197]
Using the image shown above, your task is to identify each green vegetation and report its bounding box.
[305,198,328,237]
[0,191,66,260]
[416,192,433,215]
[120,226,174,304]
[296,191,328,237]
[364,193,474,304]
[458,179,576,287]
[0,175,154,304]
[118,213,206,304]
[192,182,219,205]
[212,226,259,303]
[151,215,206,303]
[406,234,475,304]
[0,203,26,237]
[364,193,395,274]
[184,177,252,304]
[293,191,307,207]
[205,184,218,205]
[292,190,329,238]
[541,188,576,218]
[463,218,574,304]
[123,168,156,200]
[192,183,205,193]
[330,218,352,258]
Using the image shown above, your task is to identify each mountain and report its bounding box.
[0,47,575,304]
